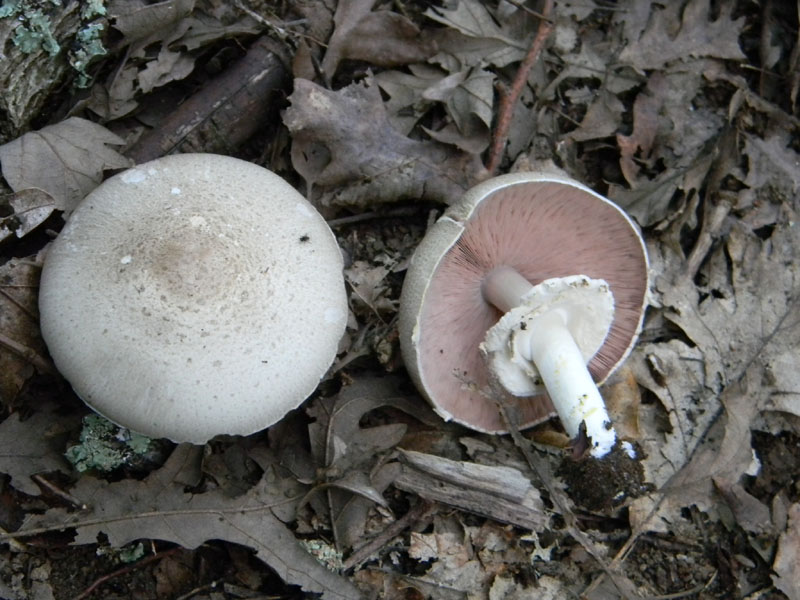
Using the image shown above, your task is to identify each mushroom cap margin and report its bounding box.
[39,153,349,443]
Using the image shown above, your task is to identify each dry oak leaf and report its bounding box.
[321,0,436,83]
[98,0,260,120]
[422,67,494,154]
[618,0,745,71]
[773,502,800,600]
[628,372,761,534]
[0,189,56,243]
[0,117,131,214]
[568,90,625,142]
[305,377,436,550]
[284,77,486,208]
[374,65,445,135]
[407,519,485,594]
[0,403,80,496]
[345,260,395,315]
[628,207,799,532]
[0,258,56,408]
[108,0,195,43]
[137,46,196,94]
[11,445,361,600]
[424,0,527,69]
[615,68,724,193]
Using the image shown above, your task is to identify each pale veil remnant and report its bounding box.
[39,153,348,444]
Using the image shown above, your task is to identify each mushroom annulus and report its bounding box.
[399,172,648,458]
[38,153,348,444]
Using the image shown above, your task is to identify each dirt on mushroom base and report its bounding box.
[557,442,651,512]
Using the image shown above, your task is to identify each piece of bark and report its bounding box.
[0,4,80,140]
[394,449,549,531]
[126,36,290,163]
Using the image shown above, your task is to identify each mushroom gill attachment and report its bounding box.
[398,172,648,446]
[39,153,348,444]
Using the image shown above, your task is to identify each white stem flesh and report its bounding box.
[482,266,618,458]
[482,266,533,313]
[523,310,617,457]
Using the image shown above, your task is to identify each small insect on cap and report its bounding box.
[39,154,348,443]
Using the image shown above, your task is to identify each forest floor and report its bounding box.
[1,1,800,599]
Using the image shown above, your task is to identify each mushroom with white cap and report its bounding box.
[39,153,348,444]
[399,171,648,458]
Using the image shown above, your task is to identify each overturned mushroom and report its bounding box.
[399,172,648,457]
[39,153,348,444]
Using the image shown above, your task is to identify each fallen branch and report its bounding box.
[126,36,290,163]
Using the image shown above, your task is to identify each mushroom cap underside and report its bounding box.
[39,153,348,443]
[399,172,649,433]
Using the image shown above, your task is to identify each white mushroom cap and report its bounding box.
[399,171,648,433]
[39,153,348,444]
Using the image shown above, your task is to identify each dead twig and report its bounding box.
[485,0,554,175]
[343,500,436,570]
[31,474,87,509]
[73,546,183,600]
[0,331,57,375]
[644,570,718,600]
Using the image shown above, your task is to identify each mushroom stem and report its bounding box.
[482,266,533,313]
[482,266,620,458]
[523,311,617,456]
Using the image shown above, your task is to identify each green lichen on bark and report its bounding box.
[0,0,107,88]
[64,414,158,474]
[1,0,62,56]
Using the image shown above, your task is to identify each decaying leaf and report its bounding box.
[11,445,361,600]
[617,73,665,185]
[408,524,486,594]
[108,0,195,42]
[568,90,626,142]
[425,0,528,69]
[772,502,800,600]
[87,0,261,120]
[0,403,80,496]
[0,117,131,213]
[0,258,55,407]
[344,260,396,316]
[741,132,800,218]
[284,77,486,207]
[406,516,537,596]
[618,0,745,71]
[628,166,799,533]
[136,46,195,94]
[374,66,444,135]
[321,0,435,82]
[609,67,728,226]
[0,189,55,243]
[422,67,494,153]
[306,376,435,550]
